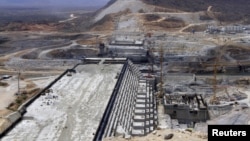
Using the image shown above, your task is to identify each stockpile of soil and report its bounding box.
[143,15,186,30]
[47,48,98,59]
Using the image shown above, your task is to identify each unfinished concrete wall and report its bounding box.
[107,36,148,63]
[107,46,148,62]
[0,64,79,138]
[164,104,209,124]
[101,60,157,138]
[0,112,22,137]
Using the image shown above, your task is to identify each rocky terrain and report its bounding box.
[143,0,250,24]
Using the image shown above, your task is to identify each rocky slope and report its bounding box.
[143,0,250,24]
[94,0,155,22]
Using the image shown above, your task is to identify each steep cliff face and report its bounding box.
[94,0,153,22]
[104,0,117,8]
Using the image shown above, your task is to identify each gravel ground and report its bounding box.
[103,128,207,141]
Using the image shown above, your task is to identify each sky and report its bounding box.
[0,0,110,7]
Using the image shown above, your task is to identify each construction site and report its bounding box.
[1,0,250,141]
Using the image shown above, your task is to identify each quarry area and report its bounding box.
[1,0,250,141]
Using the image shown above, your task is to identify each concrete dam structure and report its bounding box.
[106,32,148,63]
[0,58,157,141]
[96,60,157,140]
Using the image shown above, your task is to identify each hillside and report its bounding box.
[92,0,250,33]
[1,0,249,32]
[94,0,154,22]
[143,0,250,24]
[0,7,97,32]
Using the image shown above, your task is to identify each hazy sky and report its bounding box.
[0,0,110,7]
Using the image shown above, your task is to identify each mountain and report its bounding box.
[0,0,109,7]
[143,0,250,23]
[1,0,249,32]
[94,0,154,22]
[96,0,250,24]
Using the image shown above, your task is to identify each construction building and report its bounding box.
[163,93,210,126]
[107,32,148,62]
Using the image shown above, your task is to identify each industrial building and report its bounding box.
[163,94,209,126]
[106,32,148,62]
[207,25,246,34]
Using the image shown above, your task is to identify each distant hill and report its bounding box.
[0,7,96,32]
[143,0,250,24]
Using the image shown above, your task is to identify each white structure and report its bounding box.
[107,33,148,62]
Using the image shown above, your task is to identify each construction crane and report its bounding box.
[209,55,220,104]
[147,42,165,98]
[145,32,154,75]
[158,44,164,98]
[200,43,247,104]
[205,44,230,104]
[223,86,235,101]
